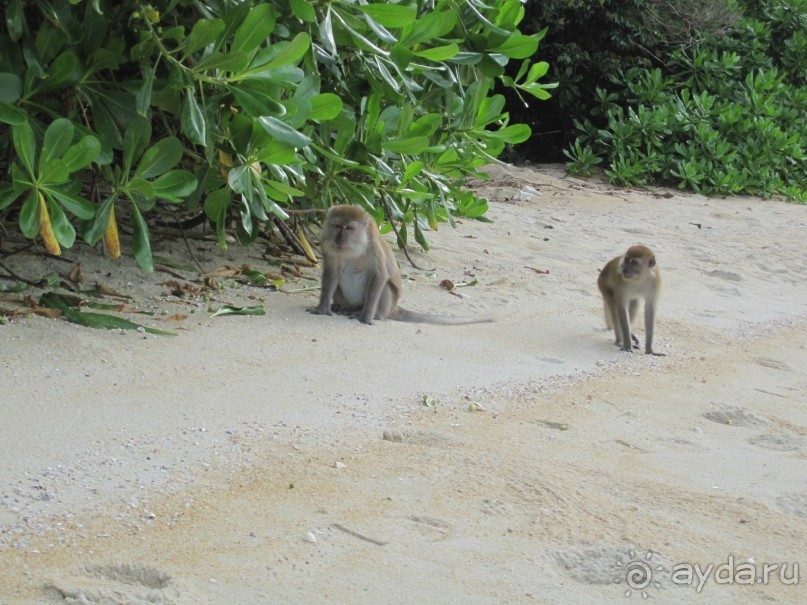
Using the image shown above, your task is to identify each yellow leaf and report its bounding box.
[105,204,121,259]
[38,192,61,256]
[297,227,318,264]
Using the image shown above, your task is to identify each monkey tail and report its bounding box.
[393,307,495,325]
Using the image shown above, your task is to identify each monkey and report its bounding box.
[597,245,665,356]
[308,205,494,326]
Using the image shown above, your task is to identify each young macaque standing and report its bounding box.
[309,205,493,326]
[597,245,665,356]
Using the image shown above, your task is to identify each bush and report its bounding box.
[0,0,554,270]
[564,0,806,201]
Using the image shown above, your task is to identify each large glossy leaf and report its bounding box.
[290,0,317,23]
[231,3,276,55]
[309,93,343,121]
[19,192,39,238]
[492,34,539,59]
[0,102,26,125]
[83,193,115,245]
[257,116,312,148]
[151,171,197,202]
[413,44,460,61]
[184,18,225,55]
[135,137,183,179]
[381,136,429,155]
[0,73,22,102]
[12,120,37,177]
[136,66,155,117]
[130,202,154,272]
[39,158,69,184]
[231,87,286,117]
[44,185,96,219]
[38,51,78,92]
[356,4,417,28]
[61,135,101,172]
[194,50,249,73]
[6,0,23,41]
[47,196,76,248]
[123,118,151,175]
[181,90,206,145]
[40,118,74,167]
[234,33,311,80]
[400,9,457,46]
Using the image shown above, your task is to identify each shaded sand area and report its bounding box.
[1,165,805,603]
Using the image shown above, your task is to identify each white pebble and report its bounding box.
[303,531,317,543]
[334,461,346,469]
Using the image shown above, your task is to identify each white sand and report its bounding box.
[1,164,804,604]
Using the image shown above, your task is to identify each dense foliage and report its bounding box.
[517,0,806,202]
[0,0,554,270]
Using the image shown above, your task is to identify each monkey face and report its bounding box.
[323,215,369,258]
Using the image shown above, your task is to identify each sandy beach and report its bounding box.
[1,164,805,604]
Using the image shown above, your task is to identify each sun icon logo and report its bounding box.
[614,549,664,598]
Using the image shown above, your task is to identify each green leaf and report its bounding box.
[203,188,231,250]
[41,118,74,167]
[39,293,175,335]
[181,90,207,145]
[290,0,317,23]
[6,0,24,41]
[61,135,101,172]
[19,192,39,238]
[136,66,155,117]
[264,179,303,197]
[38,51,78,92]
[210,305,266,317]
[309,93,343,121]
[257,116,312,148]
[400,161,423,186]
[130,202,154,272]
[44,185,96,219]
[232,3,276,56]
[184,18,225,55]
[0,73,22,102]
[381,136,429,155]
[356,4,417,28]
[492,34,539,59]
[263,32,310,70]
[400,9,457,46]
[320,7,337,55]
[12,120,37,177]
[39,158,69,184]
[231,87,286,117]
[446,52,483,65]
[0,102,26,125]
[151,171,197,202]
[47,196,76,248]
[194,50,249,73]
[483,123,531,144]
[135,137,183,179]
[413,44,460,62]
[0,183,17,211]
[83,193,115,245]
[123,118,151,175]
[524,61,549,84]
[233,33,311,80]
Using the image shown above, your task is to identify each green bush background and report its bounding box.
[0,0,553,269]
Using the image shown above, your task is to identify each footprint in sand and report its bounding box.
[748,433,806,452]
[776,493,807,519]
[45,563,192,605]
[702,405,770,428]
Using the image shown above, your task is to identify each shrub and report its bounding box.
[564,0,806,201]
[0,0,555,270]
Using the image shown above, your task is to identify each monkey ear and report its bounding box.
[649,256,656,267]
